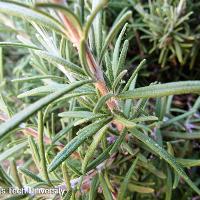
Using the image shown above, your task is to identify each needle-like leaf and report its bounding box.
[48,117,112,172]
[0,80,92,140]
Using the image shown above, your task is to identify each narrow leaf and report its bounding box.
[59,111,93,118]
[112,23,128,77]
[79,39,95,78]
[122,59,146,92]
[10,160,23,188]
[83,0,108,40]
[119,81,200,99]
[93,92,114,113]
[99,172,113,200]
[109,128,126,155]
[116,40,129,77]
[0,80,92,140]
[48,117,112,172]
[0,142,27,162]
[0,42,40,50]
[100,11,132,62]
[86,144,114,173]
[34,50,85,76]
[112,70,127,93]
[118,157,138,200]
[19,167,44,183]
[82,125,108,173]
[0,1,66,35]
[162,131,200,139]
[36,3,83,37]
[130,129,200,195]
[38,111,51,185]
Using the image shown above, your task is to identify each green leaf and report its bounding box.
[18,84,65,98]
[174,40,183,64]
[116,40,129,77]
[62,162,71,191]
[34,50,85,76]
[0,165,13,187]
[162,131,200,139]
[177,158,200,168]
[112,70,127,93]
[161,109,196,128]
[79,39,95,78]
[131,116,158,123]
[89,175,99,200]
[74,114,108,126]
[19,167,44,183]
[86,144,114,172]
[130,129,200,195]
[99,172,113,200]
[0,42,40,50]
[165,166,172,200]
[0,80,92,140]
[52,121,75,144]
[66,160,82,176]
[92,0,103,59]
[36,3,83,37]
[118,157,138,200]
[118,81,200,99]
[100,11,132,62]
[128,184,154,194]
[93,92,114,113]
[59,111,93,119]
[63,189,72,200]
[38,111,51,185]
[114,113,136,128]
[28,136,40,168]
[12,75,65,83]
[0,1,66,35]
[123,75,137,117]
[122,59,146,92]
[112,23,128,77]
[82,125,108,173]
[48,117,112,172]
[137,159,166,179]
[0,142,27,162]
[109,128,126,155]
[10,160,23,188]
[83,0,108,40]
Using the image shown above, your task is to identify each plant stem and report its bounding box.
[53,1,124,131]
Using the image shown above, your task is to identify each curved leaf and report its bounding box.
[118,157,138,200]
[93,92,114,113]
[0,80,92,140]
[83,0,108,40]
[119,81,200,99]
[48,117,112,172]
[82,125,108,173]
[130,128,200,195]
[112,23,128,77]
[122,59,146,92]
[100,11,132,62]
[36,3,83,37]
[34,50,85,76]
[0,42,40,50]
[0,1,66,35]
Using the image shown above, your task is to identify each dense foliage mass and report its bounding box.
[0,0,200,199]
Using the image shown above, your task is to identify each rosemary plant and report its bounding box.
[133,0,196,68]
[0,0,200,199]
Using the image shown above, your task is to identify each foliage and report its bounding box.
[133,0,195,68]
[0,0,200,199]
